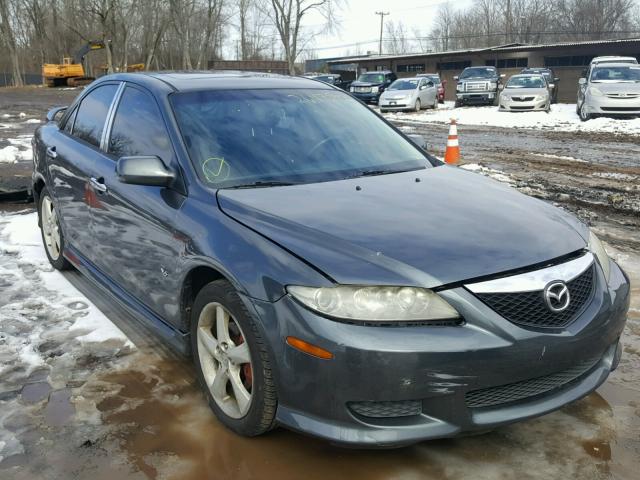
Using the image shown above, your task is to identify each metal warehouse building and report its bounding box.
[326,38,640,103]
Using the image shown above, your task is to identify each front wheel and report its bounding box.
[191,279,277,437]
[38,187,71,270]
[414,99,421,112]
[579,103,592,122]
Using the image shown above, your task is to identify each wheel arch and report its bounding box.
[180,264,235,332]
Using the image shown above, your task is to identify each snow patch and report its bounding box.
[460,163,514,184]
[0,135,33,163]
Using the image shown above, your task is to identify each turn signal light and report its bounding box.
[286,336,334,360]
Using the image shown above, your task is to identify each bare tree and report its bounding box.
[0,0,24,85]
[267,0,337,74]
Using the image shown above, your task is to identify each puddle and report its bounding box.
[44,388,75,427]
[20,382,51,403]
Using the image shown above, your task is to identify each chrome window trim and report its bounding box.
[465,252,594,294]
[100,81,126,152]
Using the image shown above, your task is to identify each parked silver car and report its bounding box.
[577,63,640,121]
[379,77,438,113]
[499,74,551,112]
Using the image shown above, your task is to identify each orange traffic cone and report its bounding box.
[444,118,460,165]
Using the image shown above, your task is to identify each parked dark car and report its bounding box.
[304,73,351,91]
[349,70,397,104]
[521,67,560,103]
[454,66,504,107]
[418,73,446,103]
[33,72,629,447]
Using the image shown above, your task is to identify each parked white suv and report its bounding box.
[590,56,638,66]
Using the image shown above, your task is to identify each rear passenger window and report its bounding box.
[108,86,173,161]
[73,84,118,147]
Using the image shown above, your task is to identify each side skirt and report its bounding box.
[64,245,190,355]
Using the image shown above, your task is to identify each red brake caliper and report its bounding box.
[232,334,253,391]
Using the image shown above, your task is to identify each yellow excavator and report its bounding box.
[42,41,106,87]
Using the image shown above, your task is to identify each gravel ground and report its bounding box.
[0,87,638,479]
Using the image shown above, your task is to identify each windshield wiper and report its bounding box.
[345,167,424,180]
[226,180,298,189]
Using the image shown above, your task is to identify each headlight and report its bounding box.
[501,94,510,100]
[589,87,604,97]
[456,84,463,92]
[373,86,381,93]
[287,285,460,322]
[535,95,546,101]
[489,82,497,89]
[349,87,355,92]
[589,230,611,283]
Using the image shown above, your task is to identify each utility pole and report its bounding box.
[505,0,511,43]
[375,11,389,55]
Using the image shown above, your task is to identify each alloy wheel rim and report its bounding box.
[197,302,253,419]
[41,196,61,260]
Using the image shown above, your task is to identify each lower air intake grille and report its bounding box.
[475,265,595,329]
[465,357,600,408]
[348,400,422,418]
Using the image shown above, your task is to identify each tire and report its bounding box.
[380,109,388,113]
[432,97,438,109]
[191,279,277,437]
[38,187,71,270]
[454,99,462,108]
[579,103,592,122]
[414,99,421,112]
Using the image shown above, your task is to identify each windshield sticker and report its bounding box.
[202,157,230,183]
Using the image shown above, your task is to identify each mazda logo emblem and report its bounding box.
[544,281,571,312]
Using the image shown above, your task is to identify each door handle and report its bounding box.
[46,146,58,159]
[90,177,108,193]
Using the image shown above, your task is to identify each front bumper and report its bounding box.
[583,95,640,115]
[456,92,496,104]
[379,97,414,111]
[247,259,629,447]
[352,91,381,104]
[500,97,549,111]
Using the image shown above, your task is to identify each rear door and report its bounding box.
[46,83,120,258]
[89,83,185,325]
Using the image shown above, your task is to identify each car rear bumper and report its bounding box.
[247,259,630,447]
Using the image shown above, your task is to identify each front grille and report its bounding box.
[348,400,422,418]
[355,87,371,93]
[606,93,639,99]
[465,356,600,408]
[510,106,535,110]
[601,106,640,112]
[466,82,487,92]
[475,266,595,329]
[512,96,535,102]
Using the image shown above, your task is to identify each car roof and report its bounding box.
[95,71,334,92]
[591,62,640,68]
[591,56,637,63]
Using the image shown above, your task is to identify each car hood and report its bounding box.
[503,88,548,96]
[381,90,416,99]
[459,77,497,82]
[591,82,640,94]
[217,167,589,288]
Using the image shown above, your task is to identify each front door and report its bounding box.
[89,84,186,326]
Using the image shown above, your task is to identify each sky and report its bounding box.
[303,0,474,59]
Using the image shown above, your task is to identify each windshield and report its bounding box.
[389,79,419,90]
[506,76,546,89]
[423,75,440,85]
[460,67,496,79]
[314,76,335,83]
[590,66,640,82]
[358,73,385,83]
[170,89,429,188]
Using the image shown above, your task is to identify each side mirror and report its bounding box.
[407,134,427,149]
[578,78,587,85]
[47,106,67,123]
[498,84,504,90]
[554,77,560,82]
[420,85,427,90]
[116,156,175,187]
[427,81,434,87]
[453,76,459,81]
[548,84,555,89]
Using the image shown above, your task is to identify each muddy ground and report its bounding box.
[0,87,639,479]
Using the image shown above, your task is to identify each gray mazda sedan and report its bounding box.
[33,72,630,447]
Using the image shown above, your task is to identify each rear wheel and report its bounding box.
[38,187,71,270]
[432,96,438,109]
[191,280,277,436]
